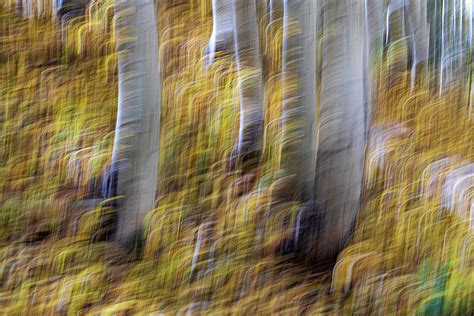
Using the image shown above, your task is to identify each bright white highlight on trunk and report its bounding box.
[208,0,234,64]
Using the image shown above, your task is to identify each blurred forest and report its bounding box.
[0,0,473,314]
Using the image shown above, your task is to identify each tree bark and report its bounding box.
[299,0,319,201]
[106,0,161,250]
[311,0,369,260]
[280,0,319,201]
[232,1,264,163]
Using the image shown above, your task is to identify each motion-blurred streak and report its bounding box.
[0,0,473,314]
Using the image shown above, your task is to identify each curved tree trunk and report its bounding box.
[106,0,161,250]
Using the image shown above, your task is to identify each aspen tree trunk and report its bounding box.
[107,0,161,249]
[208,0,264,167]
[232,0,264,164]
[278,0,321,260]
[279,0,318,201]
[311,0,369,260]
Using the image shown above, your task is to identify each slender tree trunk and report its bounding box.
[232,0,264,164]
[106,0,161,249]
[208,0,264,168]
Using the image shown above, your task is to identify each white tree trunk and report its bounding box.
[312,0,368,260]
[280,0,319,201]
[109,0,161,248]
[279,0,369,261]
[208,0,234,64]
[232,0,264,160]
[208,0,264,166]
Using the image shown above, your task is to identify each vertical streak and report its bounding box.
[299,0,319,201]
[454,0,458,49]
[440,0,446,96]
[460,0,463,45]
[469,0,473,47]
